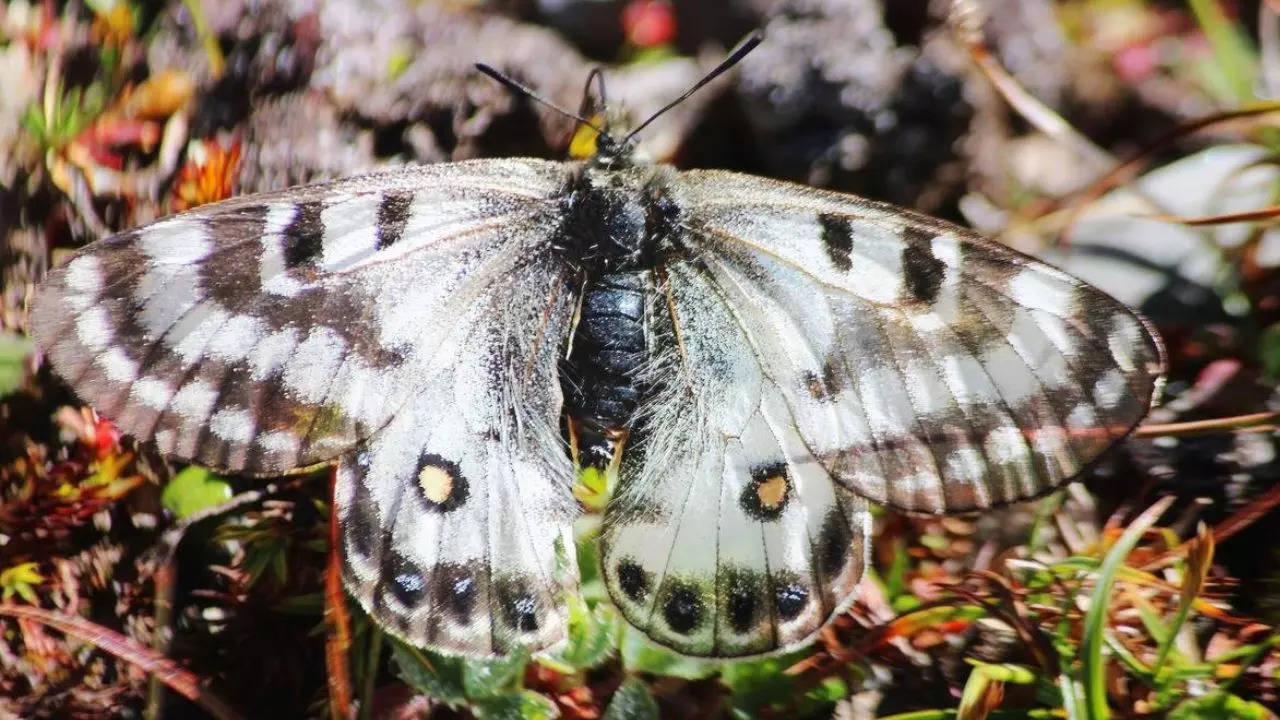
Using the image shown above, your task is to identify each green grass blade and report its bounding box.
[1080,496,1175,720]
[1188,0,1260,104]
[1153,525,1213,675]
[1059,672,1084,720]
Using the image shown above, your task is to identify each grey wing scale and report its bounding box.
[33,158,584,656]
[668,169,1165,515]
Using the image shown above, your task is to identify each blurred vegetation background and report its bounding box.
[4,0,1280,718]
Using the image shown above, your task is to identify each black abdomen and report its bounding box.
[563,272,648,434]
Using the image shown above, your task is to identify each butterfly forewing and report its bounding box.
[668,169,1165,515]
[32,159,573,474]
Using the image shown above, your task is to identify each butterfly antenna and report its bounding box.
[579,67,608,119]
[621,31,763,145]
[475,63,606,135]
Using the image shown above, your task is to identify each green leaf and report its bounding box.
[550,595,618,670]
[1168,691,1273,720]
[620,626,717,680]
[1080,496,1175,720]
[390,641,467,705]
[883,536,908,599]
[602,677,658,720]
[161,465,231,519]
[0,562,44,604]
[1188,0,1259,105]
[573,517,607,603]
[958,661,1038,720]
[472,690,559,720]
[722,650,845,717]
[462,649,529,699]
[0,332,32,396]
[957,666,995,720]
[573,465,610,511]
[966,660,1036,685]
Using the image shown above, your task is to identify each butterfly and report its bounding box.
[30,35,1165,659]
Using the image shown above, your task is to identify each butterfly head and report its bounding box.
[476,31,762,168]
[582,127,638,170]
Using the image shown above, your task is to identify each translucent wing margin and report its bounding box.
[32,159,574,474]
[669,169,1165,514]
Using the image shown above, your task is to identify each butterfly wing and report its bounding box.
[32,159,572,474]
[670,170,1165,514]
[33,158,583,655]
[599,169,1163,657]
[336,260,579,654]
[599,264,871,658]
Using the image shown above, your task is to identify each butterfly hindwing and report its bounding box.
[32,159,575,474]
[337,269,579,655]
[668,169,1165,514]
[600,263,871,657]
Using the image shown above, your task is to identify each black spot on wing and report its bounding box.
[617,559,650,603]
[722,569,762,634]
[817,508,852,578]
[414,453,469,513]
[495,577,540,632]
[662,580,705,634]
[738,462,791,521]
[375,190,414,249]
[385,552,428,607]
[433,562,481,624]
[775,583,809,620]
[282,200,325,267]
[901,227,945,303]
[199,205,270,305]
[818,213,853,272]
